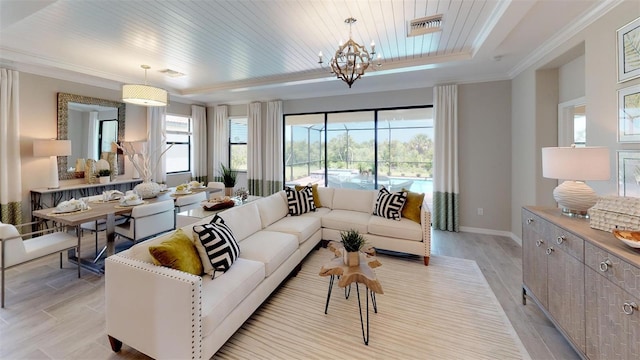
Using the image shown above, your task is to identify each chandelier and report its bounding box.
[318,17,381,88]
[122,65,168,107]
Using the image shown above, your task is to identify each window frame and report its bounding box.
[228,116,248,172]
[283,105,434,189]
[165,114,192,174]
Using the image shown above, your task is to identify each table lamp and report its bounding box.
[542,146,610,217]
[33,139,72,189]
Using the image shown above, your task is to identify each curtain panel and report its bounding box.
[191,105,208,183]
[264,100,283,195]
[247,102,263,196]
[0,69,22,225]
[433,84,460,232]
[147,107,167,184]
[211,105,228,182]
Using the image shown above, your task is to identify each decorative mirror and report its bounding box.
[57,92,126,180]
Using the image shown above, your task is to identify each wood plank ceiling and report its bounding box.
[0,0,602,104]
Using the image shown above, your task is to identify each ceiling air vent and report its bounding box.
[159,68,186,78]
[408,14,443,37]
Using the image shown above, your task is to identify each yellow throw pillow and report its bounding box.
[295,183,322,208]
[401,188,424,223]
[149,229,203,276]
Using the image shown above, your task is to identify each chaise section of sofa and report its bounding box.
[317,187,431,265]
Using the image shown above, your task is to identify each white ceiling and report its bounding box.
[0,0,616,106]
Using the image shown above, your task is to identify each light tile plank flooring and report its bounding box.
[0,230,580,359]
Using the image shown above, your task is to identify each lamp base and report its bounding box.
[560,207,589,218]
[553,180,598,217]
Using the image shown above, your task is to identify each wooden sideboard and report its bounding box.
[522,206,640,360]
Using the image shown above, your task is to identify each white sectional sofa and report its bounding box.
[105,187,430,359]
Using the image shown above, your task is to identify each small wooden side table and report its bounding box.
[319,242,383,345]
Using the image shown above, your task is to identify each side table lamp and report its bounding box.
[542,146,610,217]
[33,139,72,189]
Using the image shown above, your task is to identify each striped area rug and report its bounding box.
[215,248,530,359]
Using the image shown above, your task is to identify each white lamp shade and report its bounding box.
[33,139,72,157]
[122,84,168,106]
[542,146,610,181]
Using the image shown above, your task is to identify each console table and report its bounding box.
[30,179,142,213]
[522,206,640,360]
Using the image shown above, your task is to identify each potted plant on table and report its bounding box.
[219,163,237,196]
[340,229,367,267]
[98,169,111,184]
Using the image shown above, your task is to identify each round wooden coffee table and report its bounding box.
[319,242,383,345]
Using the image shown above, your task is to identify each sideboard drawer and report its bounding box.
[585,242,640,300]
[522,210,547,237]
[547,224,584,261]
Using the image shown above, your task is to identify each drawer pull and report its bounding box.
[546,247,554,255]
[556,236,566,245]
[535,239,544,247]
[599,259,612,272]
[623,302,637,315]
[527,218,534,224]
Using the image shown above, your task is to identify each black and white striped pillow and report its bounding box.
[373,187,407,221]
[193,215,240,275]
[284,186,316,216]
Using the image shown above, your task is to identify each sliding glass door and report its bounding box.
[284,106,433,203]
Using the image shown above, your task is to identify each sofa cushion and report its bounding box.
[193,215,241,276]
[239,230,298,276]
[368,215,422,241]
[332,188,374,213]
[217,202,261,242]
[148,229,203,276]
[265,215,321,244]
[285,186,316,215]
[401,189,425,223]
[201,258,265,338]
[321,209,370,234]
[373,187,407,221]
[317,187,334,209]
[295,183,322,208]
[256,191,288,228]
[299,207,331,218]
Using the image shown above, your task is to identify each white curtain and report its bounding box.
[191,105,207,183]
[87,111,99,160]
[147,107,167,183]
[247,102,263,196]
[264,100,283,195]
[211,105,228,181]
[0,69,22,224]
[433,84,459,232]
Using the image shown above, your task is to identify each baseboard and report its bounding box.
[459,226,521,246]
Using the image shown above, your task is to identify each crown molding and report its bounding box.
[508,0,624,78]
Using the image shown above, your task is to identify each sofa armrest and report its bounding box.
[420,199,432,265]
[105,255,202,359]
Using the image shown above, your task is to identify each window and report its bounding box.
[98,119,118,154]
[165,114,191,173]
[284,106,433,197]
[229,117,247,171]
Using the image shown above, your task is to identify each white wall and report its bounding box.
[458,81,512,232]
[559,55,585,103]
[510,0,640,238]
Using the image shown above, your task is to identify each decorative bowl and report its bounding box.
[612,229,640,249]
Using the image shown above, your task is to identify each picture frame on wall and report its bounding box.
[618,150,640,197]
[618,84,640,142]
[617,16,640,83]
